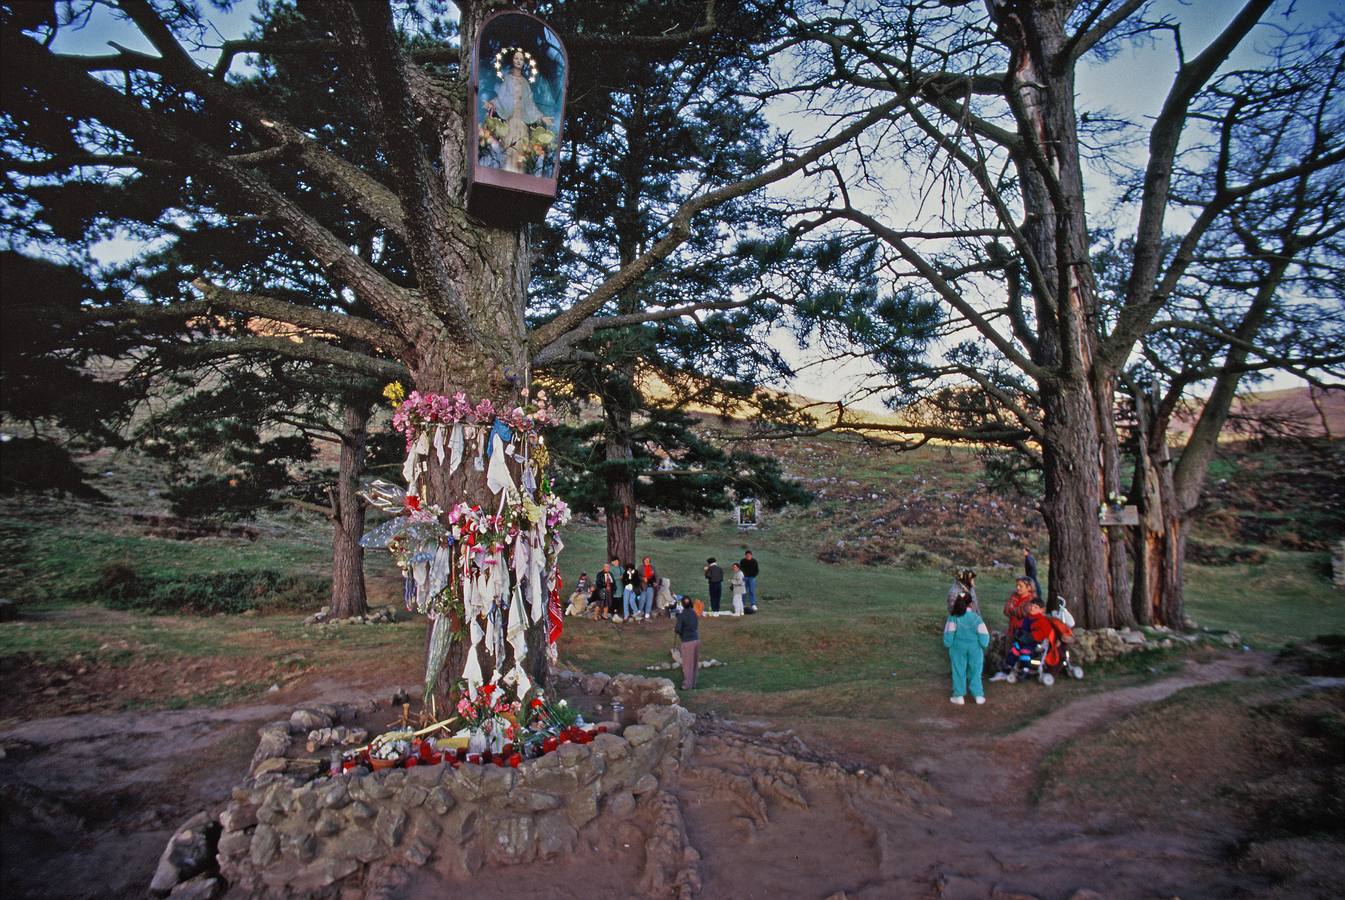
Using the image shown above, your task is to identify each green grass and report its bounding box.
[0,514,331,612]
[1182,550,1344,645]
[1,445,1340,718]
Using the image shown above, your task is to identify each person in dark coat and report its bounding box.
[738,550,760,611]
[621,562,644,621]
[703,557,724,613]
[674,597,700,690]
[1023,547,1042,604]
[592,563,617,620]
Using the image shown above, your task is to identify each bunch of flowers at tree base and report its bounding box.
[457,682,518,754]
[368,729,414,767]
[515,691,594,756]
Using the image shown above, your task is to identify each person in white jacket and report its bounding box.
[729,563,746,616]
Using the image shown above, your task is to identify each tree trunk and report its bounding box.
[330,398,372,618]
[604,394,637,567]
[998,3,1116,629]
[1131,385,1185,628]
[410,223,544,704]
[1096,378,1135,628]
[1039,378,1110,628]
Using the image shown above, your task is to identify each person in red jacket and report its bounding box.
[1014,600,1054,646]
[991,578,1039,681]
[1002,577,1038,634]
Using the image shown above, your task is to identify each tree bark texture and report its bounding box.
[604,392,637,567]
[330,399,372,618]
[1130,384,1185,627]
[998,2,1118,628]
[1038,381,1110,627]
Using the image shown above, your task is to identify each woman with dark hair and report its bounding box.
[946,568,978,613]
[674,597,701,690]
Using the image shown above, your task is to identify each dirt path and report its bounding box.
[0,654,1300,899]
[674,654,1282,900]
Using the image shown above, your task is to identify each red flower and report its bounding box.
[530,698,544,709]
[405,494,421,511]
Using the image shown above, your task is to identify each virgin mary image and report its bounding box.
[480,47,557,176]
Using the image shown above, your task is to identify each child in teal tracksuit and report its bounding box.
[943,592,991,705]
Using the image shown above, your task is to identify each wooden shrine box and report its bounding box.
[466,8,568,227]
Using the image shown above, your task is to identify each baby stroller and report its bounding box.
[1005,599,1084,686]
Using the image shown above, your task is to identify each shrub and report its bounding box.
[83,563,328,614]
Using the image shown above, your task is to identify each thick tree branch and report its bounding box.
[1105,144,1345,368]
[530,97,905,354]
[343,0,473,336]
[1118,0,1273,354]
[9,28,428,341]
[116,0,410,240]
[1061,0,1147,68]
[162,334,408,380]
[189,279,409,356]
[531,297,755,368]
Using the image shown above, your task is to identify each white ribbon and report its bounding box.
[448,423,465,475]
[462,617,485,699]
[433,425,446,465]
[427,544,452,600]
[486,433,515,495]
[413,560,430,613]
[528,523,546,623]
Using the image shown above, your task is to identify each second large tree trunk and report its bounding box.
[329,398,372,618]
[1131,384,1186,627]
[603,370,637,567]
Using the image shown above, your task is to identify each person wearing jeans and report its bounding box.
[621,563,641,620]
[738,550,760,610]
[639,556,657,619]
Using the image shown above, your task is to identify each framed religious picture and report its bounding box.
[467,8,568,226]
[737,498,759,531]
[1098,504,1139,526]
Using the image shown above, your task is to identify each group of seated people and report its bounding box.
[563,556,676,622]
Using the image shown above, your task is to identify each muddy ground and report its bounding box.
[2,650,1341,899]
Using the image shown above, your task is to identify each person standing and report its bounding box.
[946,569,978,613]
[621,561,643,622]
[674,597,700,690]
[594,563,616,620]
[729,562,746,616]
[639,556,657,619]
[943,592,991,705]
[738,550,760,612]
[1023,547,1041,604]
[703,557,724,613]
[990,577,1038,681]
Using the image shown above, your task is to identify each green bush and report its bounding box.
[83,562,328,614]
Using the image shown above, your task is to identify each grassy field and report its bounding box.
[0,436,1340,725]
[4,504,1335,734]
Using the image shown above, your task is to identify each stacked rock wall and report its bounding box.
[210,675,692,897]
